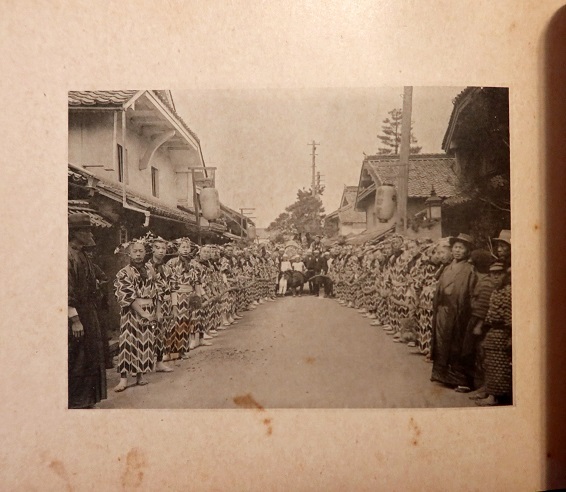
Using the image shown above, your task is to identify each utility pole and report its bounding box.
[398,86,413,233]
[316,171,324,193]
[308,140,320,196]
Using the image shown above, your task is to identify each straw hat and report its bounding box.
[492,229,511,246]
[489,261,506,273]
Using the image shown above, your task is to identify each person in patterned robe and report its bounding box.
[393,240,431,344]
[378,242,395,331]
[114,239,157,392]
[146,236,174,372]
[389,239,418,340]
[475,263,512,406]
[167,238,203,357]
[197,246,218,341]
[68,213,107,408]
[218,249,236,326]
[230,251,245,318]
[412,242,450,357]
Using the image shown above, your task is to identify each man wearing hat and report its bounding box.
[68,213,107,408]
[430,233,477,389]
[492,229,511,270]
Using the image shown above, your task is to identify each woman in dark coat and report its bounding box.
[430,233,477,388]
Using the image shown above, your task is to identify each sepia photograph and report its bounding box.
[3,0,558,489]
[68,86,511,409]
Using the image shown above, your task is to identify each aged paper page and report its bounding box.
[0,0,557,489]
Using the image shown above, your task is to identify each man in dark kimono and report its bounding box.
[308,250,329,297]
[68,213,107,408]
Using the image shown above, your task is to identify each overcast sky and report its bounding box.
[174,86,465,228]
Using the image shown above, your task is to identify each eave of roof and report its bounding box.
[68,164,198,224]
[68,90,201,145]
[441,87,481,152]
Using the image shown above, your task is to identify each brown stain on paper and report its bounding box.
[305,356,316,364]
[409,417,421,446]
[233,393,264,411]
[233,393,273,435]
[121,448,146,489]
[48,459,73,492]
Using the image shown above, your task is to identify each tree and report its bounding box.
[377,108,422,155]
[323,218,339,238]
[266,188,326,238]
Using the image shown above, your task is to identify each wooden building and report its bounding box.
[354,153,456,240]
[325,185,366,237]
[441,87,510,244]
[68,90,242,334]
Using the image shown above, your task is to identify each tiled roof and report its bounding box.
[68,200,112,228]
[361,154,456,198]
[68,90,201,144]
[327,203,365,224]
[339,203,366,224]
[68,169,88,185]
[68,164,198,224]
[68,90,139,107]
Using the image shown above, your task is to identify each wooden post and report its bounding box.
[191,169,201,245]
[398,86,413,233]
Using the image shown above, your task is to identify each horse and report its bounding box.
[283,270,309,296]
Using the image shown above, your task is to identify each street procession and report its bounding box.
[67,87,512,409]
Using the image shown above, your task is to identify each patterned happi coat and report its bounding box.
[242,259,255,305]
[267,257,279,285]
[411,258,441,354]
[231,258,246,312]
[114,263,157,376]
[333,256,346,300]
[343,257,359,304]
[376,257,393,326]
[201,260,222,331]
[218,256,232,315]
[167,256,202,352]
[388,252,413,332]
[483,284,512,396]
[146,258,174,357]
[365,260,380,312]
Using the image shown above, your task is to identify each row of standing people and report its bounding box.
[328,231,512,406]
[113,235,281,392]
[68,212,281,408]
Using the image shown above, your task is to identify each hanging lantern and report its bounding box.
[200,187,221,221]
[376,184,397,222]
[425,187,443,220]
[247,224,256,240]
